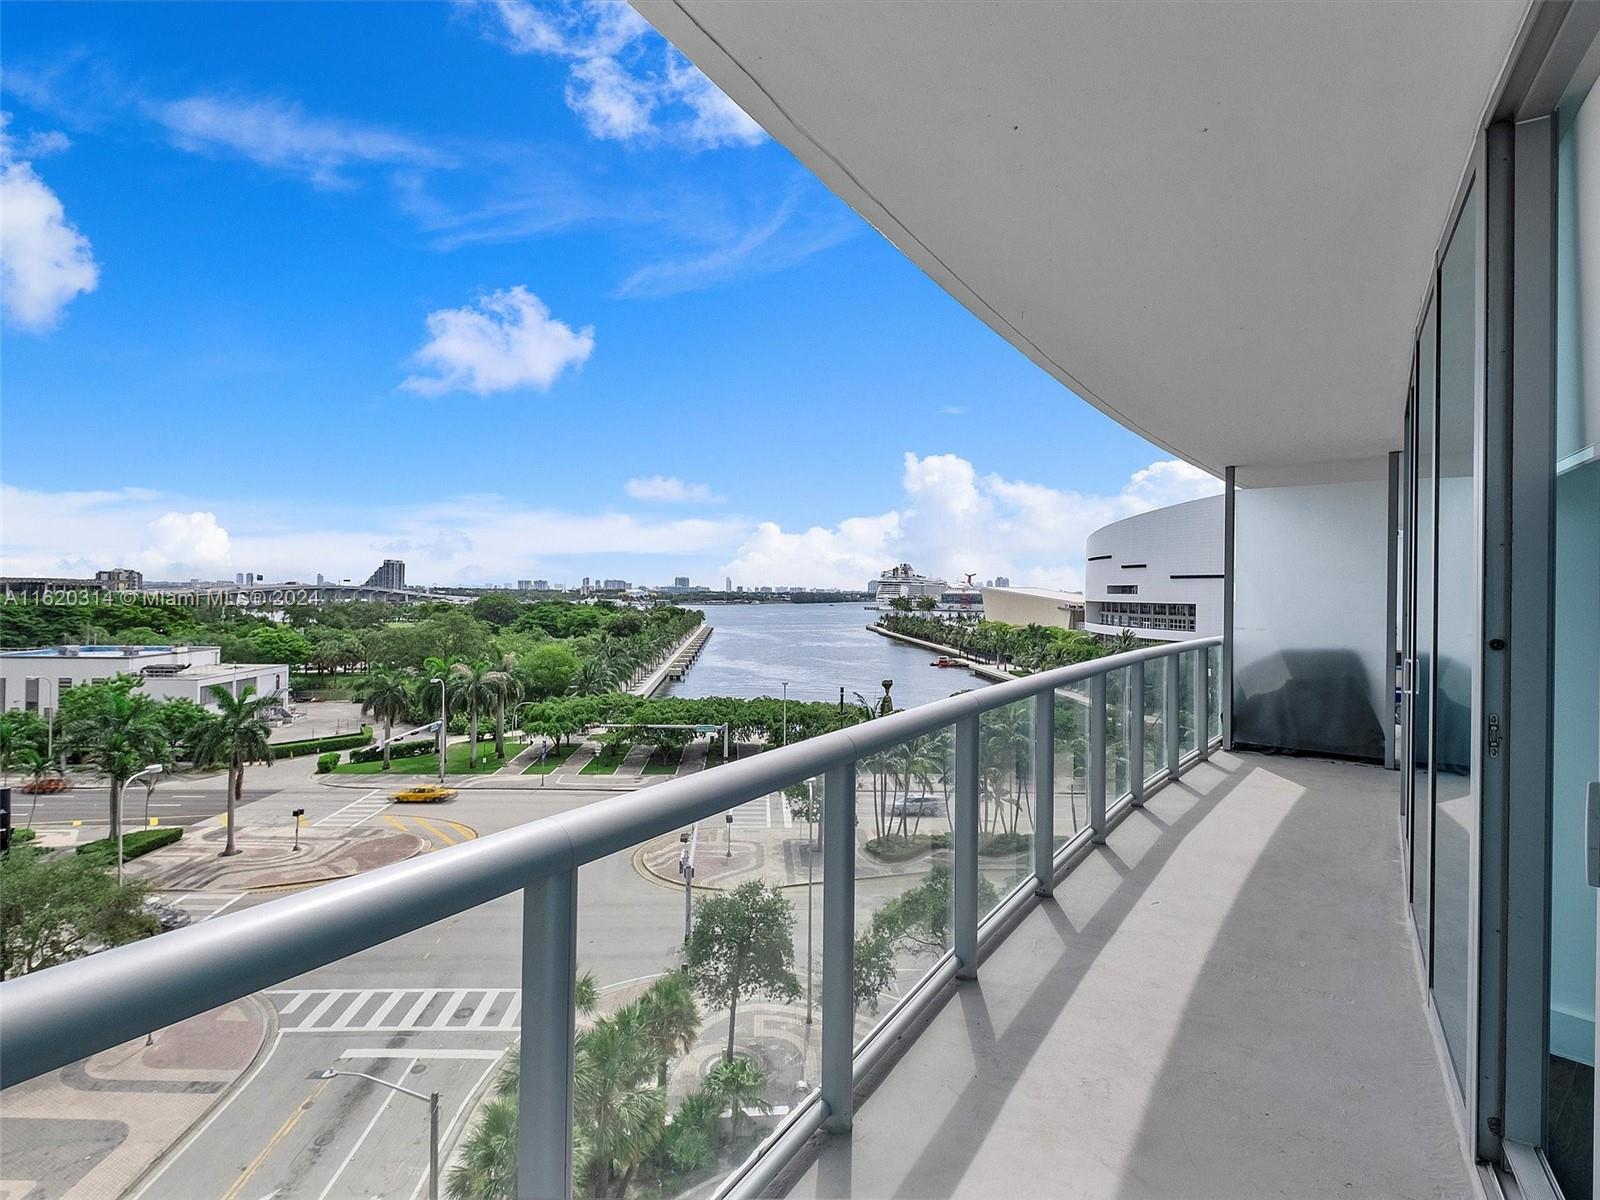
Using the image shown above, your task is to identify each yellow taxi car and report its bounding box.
[390,785,457,804]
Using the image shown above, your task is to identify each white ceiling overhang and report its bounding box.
[636,0,1532,472]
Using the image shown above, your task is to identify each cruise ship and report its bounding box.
[867,562,948,601]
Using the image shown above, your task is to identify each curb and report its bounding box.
[123,990,279,1200]
[629,836,937,894]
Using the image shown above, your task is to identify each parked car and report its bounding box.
[890,794,944,817]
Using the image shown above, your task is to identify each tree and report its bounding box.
[521,641,581,699]
[250,626,313,669]
[191,684,275,857]
[61,680,169,852]
[0,845,161,976]
[635,970,700,1087]
[574,1007,666,1197]
[488,652,522,760]
[446,1097,518,1200]
[357,668,413,770]
[685,881,802,1063]
[0,710,47,783]
[471,592,524,628]
[853,921,900,1016]
[570,656,624,697]
[450,660,501,768]
[705,1056,770,1143]
[915,594,938,611]
[888,596,914,612]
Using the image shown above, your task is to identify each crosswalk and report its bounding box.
[727,794,790,829]
[269,987,521,1033]
[161,892,244,923]
[315,790,390,830]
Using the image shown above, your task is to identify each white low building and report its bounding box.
[0,645,289,714]
[980,586,1085,631]
[1083,495,1224,641]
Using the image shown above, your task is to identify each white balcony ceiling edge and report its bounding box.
[635,0,1531,473]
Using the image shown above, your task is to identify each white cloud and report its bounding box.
[0,114,99,332]
[143,511,232,575]
[940,405,969,416]
[401,286,594,396]
[154,94,442,187]
[0,484,744,586]
[719,454,1222,590]
[477,0,763,150]
[616,191,855,299]
[624,476,721,504]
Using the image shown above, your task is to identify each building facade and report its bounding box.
[980,585,1085,630]
[1081,495,1224,641]
[0,645,289,713]
[362,558,406,590]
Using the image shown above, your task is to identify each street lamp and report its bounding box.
[430,677,447,785]
[781,682,788,748]
[121,764,163,886]
[315,1067,439,1200]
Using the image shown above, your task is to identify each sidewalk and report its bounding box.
[126,820,426,891]
[0,995,272,1200]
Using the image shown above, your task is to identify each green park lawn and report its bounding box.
[331,740,512,776]
[521,743,578,775]
[578,745,629,775]
[641,747,682,775]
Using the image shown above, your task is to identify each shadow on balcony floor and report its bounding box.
[775,751,1469,1199]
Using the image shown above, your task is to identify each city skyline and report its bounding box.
[0,2,1217,590]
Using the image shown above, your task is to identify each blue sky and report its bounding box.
[0,1,1217,589]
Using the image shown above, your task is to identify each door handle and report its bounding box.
[1587,783,1600,889]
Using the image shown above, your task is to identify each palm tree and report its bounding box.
[191,684,275,857]
[62,683,169,852]
[449,661,501,769]
[446,1096,517,1200]
[705,1056,770,1144]
[488,652,522,760]
[14,746,57,828]
[356,668,413,770]
[419,656,455,765]
[574,1007,666,1197]
[635,971,700,1087]
[569,657,623,697]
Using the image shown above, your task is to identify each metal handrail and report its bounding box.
[0,635,1220,1197]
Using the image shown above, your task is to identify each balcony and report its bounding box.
[776,750,1468,1198]
[0,640,1469,1199]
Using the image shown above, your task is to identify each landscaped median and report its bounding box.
[76,826,184,866]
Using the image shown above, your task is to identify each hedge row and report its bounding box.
[272,727,374,759]
[350,737,435,765]
[77,826,184,867]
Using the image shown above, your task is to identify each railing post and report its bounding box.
[518,871,576,1200]
[1195,649,1211,760]
[954,715,980,979]
[1164,652,1181,780]
[1129,661,1146,805]
[1089,673,1108,844]
[1033,690,1055,895]
[821,760,856,1133]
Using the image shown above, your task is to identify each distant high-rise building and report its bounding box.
[517,580,532,591]
[674,576,690,588]
[994,575,1011,587]
[236,572,245,585]
[533,579,550,591]
[363,559,406,590]
[601,578,628,591]
[581,576,591,593]
[94,568,142,591]
[316,573,324,585]
[724,576,733,592]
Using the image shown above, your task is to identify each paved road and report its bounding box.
[27,761,955,1200]
[13,785,269,830]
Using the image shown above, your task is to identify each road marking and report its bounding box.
[268,987,522,1032]
[220,1076,331,1200]
[329,989,376,1030]
[414,815,457,845]
[314,1058,414,1200]
[339,1048,504,1060]
[405,1060,500,1200]
[314,789,388,830]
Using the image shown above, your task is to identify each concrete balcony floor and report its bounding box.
[778,751,1470,1200]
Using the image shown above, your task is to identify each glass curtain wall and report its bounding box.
[1544,80,1600,1199]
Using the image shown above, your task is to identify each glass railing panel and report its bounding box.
[1206,644,1223,745]
[1178,649,1199,758]
[579,772,827,1198]
[1104,665,1133,805]
[1143,660,1166,783]
[857,725,956,1035]
[1052,682,1090,843]
[978,698,1035,911]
